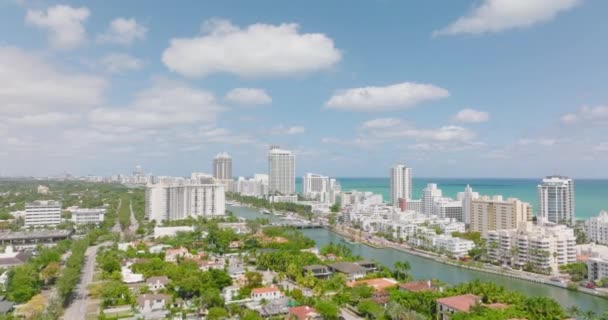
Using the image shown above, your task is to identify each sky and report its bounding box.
[1,0,608,178]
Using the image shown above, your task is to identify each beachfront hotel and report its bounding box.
[537,175,575,225]
[390,164,413,205]
[268,146,295,195]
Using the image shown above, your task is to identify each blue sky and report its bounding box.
[1,0,607,178]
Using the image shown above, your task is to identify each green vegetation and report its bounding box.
[559,262,588,282]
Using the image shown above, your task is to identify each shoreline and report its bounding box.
[327,226,608,300]
[227,201,608,300]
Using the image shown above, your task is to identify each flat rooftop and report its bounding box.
[0,230,72,241]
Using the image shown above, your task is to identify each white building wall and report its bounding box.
[25,200,62,227]
[390,164,412,205]
[585,211,608,245]
[268,146,295,195]
[538,176,575,225]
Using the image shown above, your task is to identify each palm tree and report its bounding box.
[393,261,411,281]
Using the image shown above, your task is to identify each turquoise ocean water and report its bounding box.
[296,178,608,220]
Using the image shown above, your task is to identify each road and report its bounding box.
[62,242,108,320]
[128,201,139,235]
[111,199,122,234]
[340,307,364,320]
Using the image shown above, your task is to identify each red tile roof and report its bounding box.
[252,287,281,294]
[288,306,317,320]
[346,278,397,291]
[436,294,481,313]
[399,280,434,292]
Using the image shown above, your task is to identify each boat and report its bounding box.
[261,210,272,215]
[341,238,358,245]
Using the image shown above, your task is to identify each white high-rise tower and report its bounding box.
[268,146,295,195]
[213,152,232,180]
[457,185,479,225]
[390,164,412,205]
[538,175,575,225]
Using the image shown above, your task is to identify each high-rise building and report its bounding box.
[268,146,295,195]
[434,198,464,222]
[213,152,233,180]
[134,164,143,176]
[457,185,479,225]
[470,195,532,234]
[422,183,442,215]
[538,175,575,225]
[390,164,412,206]
[146,182,225,222]
[235,174,268,197]
[303,173,336,203]
[25,200,62,227]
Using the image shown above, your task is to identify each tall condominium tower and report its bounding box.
[268,146,295,195]
[457,185,480,225]
[538,175,575,225]
[422,183,442,215]
[390,164,412,205]
[213,152,233,180]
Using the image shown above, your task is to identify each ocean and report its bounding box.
[296,178,608,220]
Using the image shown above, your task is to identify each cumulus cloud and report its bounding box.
[361,118,402,129]
[517,138,556,146]
[266,125,306,135]
[325,82,449,112]
[162,18,341,78]
[98,17,147,45]
[7,112,76,126]
[89,79,224,128]
[101,53,144,73]
[435,0,580,36]
[561,106,608,124]
[25,5,89,50]
[225,88,272,106]
[452,108,489,123]
[0,46,106,117]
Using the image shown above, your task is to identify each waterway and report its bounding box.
[229,205,608,313]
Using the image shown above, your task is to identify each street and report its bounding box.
[62,244,98,320]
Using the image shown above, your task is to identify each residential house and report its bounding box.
[251,287,284,301]
[436,294,481,320]
[302,265,333,279]
[288,306,320,320]
[328,262,367,280]
[136,294,169,314]
[399,280,436,293]
[146,276,170,292]
[346,278,397,292]
[164,247,192,263]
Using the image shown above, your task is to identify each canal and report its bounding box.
[229,205,608,313]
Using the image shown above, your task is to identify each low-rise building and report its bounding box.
[399,280,435,293]
[251,287,284,301]
[153,226,195,239]
[346,278,397,292]
[328,262,367,280]
[288,306,320,320]
[70,208,105,225]
[164,247,192,263]
[435,235,475,257]
[136,294,169,314]
[486,221,576,273]
[146,276,170,292]
[24,200,62,227]
[222,285,241,302]
[436,294,481,320]
[0,246,30,268]
[302,265,332,279]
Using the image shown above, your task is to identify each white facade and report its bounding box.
[303,173,330,202]
[538,176,575,225]
[70,208,105,225]
[422,184,442,215]
[585,211,608,245]
[268,146,295,195]
[146,182,225,222]
[390,164,412,205]
[486,222,576,274]
[268,195,298,203]
[433,198,464,222]
[213,152,233,180]
[434,235,475,257]
[470,195,531,234]
[25,200,62,227]
[153,226,195,238]
[457,185,479,225]
[235,174,268,197]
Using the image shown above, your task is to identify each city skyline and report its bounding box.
[1,1,608,178]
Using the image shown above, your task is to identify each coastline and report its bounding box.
[327,225,608,300]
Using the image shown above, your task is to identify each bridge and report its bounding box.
[270,220,324,229]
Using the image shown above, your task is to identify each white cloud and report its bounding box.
[162,18,341,78]
[89,79,224,128]
[101,53,143,73]
[452,108,489,123]
[266,125,307,135]
[361,118,475,142]
[361,118,402,129]
[517,138,556,146]
[435,0,580,36]
[325,82,449,112]
[7,112,75,126]
[98,18,147,45]
[25,5,89,50]
[594,143,608,152]
[0,46,106,117]
[225,88,272,105]
[561,106,608,124]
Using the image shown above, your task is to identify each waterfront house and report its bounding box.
[355,260,378,272]
[436,294,481,320]
[328,262,367,280]
[346,278,398,292]
[399,280,436,293]
[302,264,332,279]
